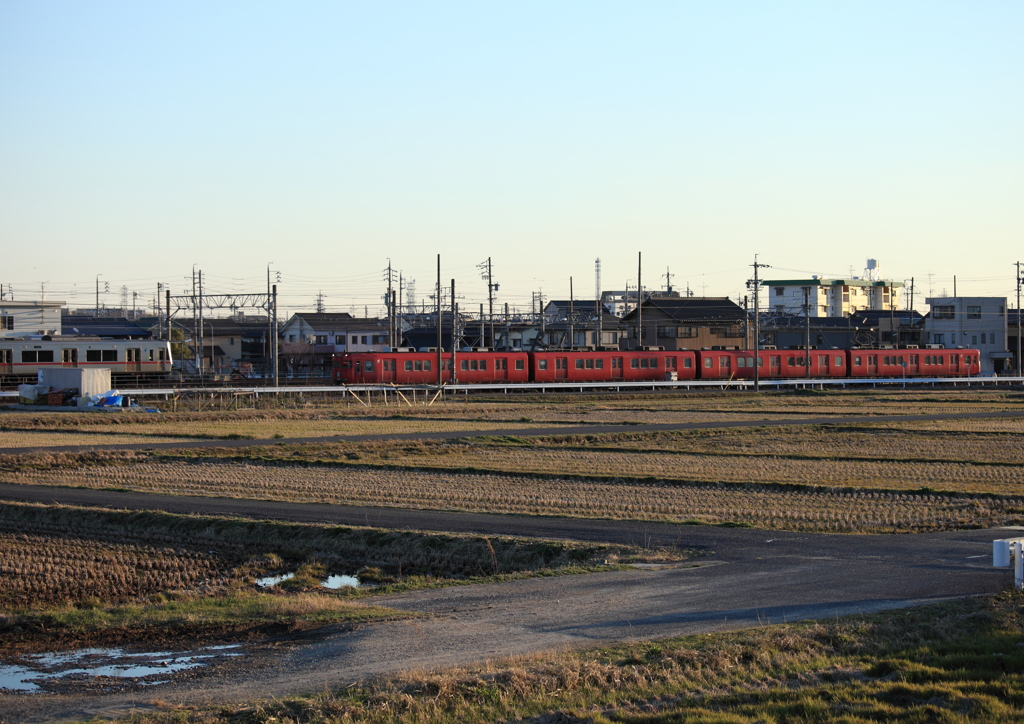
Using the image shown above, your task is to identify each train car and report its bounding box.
[695,349,844,380]
[332,350,530,385]
[530,349,697,383]
[847,349,980,377]
[0,337,173,381]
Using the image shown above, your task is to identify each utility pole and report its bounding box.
[479,257,496,349]
[272,284,279,387]
[436,254,442,386]
[749,257,770,392]
[504,302,510,351]
[568,277,574,350]
[1017,262,1022,375]
[595,258,602,349]
[802,287,811,379]
[479,303,485,349]
[451,278,457,383]
[664,267,674,293]
[197,270,204,380]
[637,252,643,350]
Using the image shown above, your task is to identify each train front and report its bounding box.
[332,353,356,384]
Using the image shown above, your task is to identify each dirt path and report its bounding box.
[2,524,1011,723]
[4,409,1024,454]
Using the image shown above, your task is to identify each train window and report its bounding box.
[640,358,649,369]
[818,355,826,366]
[898,356,905,365]
[770,356,780,366]
[667,357,676,369]
[939,356,944,364]
[758,357,764,367]
[365,361,374,371]
[405,360,413,371]
[910,355,918,365]
[148,350,154,361]
[470,360,478,370]
[515,359,524,370]
[87,350,100,362]
[651,359,658,368]
[611,358,620,368]
[479,360,486,370]
[414,360,422,371]
[585,359,593,369]
[596,359,604,369]
[631,359,639,369]
[355,361,362,372]
[538,359,548,370]
[461,360,469,371]
[160,350,168,361]
[21,351,37,363]
[704,358,712,368]
[720,357,730,368]
[835,356,843,366]
[424,360,432,371]
[684,358,692,368]
[787,357,795,367]
[854,356,861,365]
[576,359,584,369]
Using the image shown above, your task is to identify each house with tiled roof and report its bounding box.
[621,297,750,350]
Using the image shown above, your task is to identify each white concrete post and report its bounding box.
[994,539,1011,567]
[1016,542,1024,590]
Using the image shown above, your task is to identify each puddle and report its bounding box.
[0,644,242,693]
[256,572,296,587]
[256,572,364,589]
[322,574,361,589]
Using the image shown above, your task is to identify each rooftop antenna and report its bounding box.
[595,258,601,300]
[664,267,674,293]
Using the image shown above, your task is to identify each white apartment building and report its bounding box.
[0,300,65,338]
[763,279,901,317]
[924,296,1010,374]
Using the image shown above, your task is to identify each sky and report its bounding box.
[1,1,1021,317]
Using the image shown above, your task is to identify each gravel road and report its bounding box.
[0,498,1013,723]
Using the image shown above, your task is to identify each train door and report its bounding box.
[818,354,828,376]
[769,355,781,377]
[554,357,568,379]
[381,359,396,382]
[611,356,623,379]
[950,354,960,374]
[127,348,142,372]
[495,358,508,380]
[867,354,878,376]
[62,348,78,368]
[0,349,11,375]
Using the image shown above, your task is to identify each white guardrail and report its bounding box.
[2,375,1024,398]
[993,537,1024,590]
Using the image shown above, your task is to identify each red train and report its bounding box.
[332,347,981,385]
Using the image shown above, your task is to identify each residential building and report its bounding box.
[278,313,391,375]
[0,300,64,338]
[763,278,901,317]
[924,296,1010,374]
[61,314,152,339]
[621,297,750,350]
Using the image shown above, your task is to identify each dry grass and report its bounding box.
[3,388,1022,445]
[0,501,640,611]
[4,455,1020,532]
[121,593,1024,724]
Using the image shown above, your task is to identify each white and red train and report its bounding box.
[333,347,982,385]
[0,337,173,382]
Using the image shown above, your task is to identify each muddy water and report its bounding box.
[0,644,242,693]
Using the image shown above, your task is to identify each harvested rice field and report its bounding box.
[3,389,1024,533]
[2,389,1023,444]
[4,453,1022,532]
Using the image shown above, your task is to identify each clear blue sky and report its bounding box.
[1,1,1021,315]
